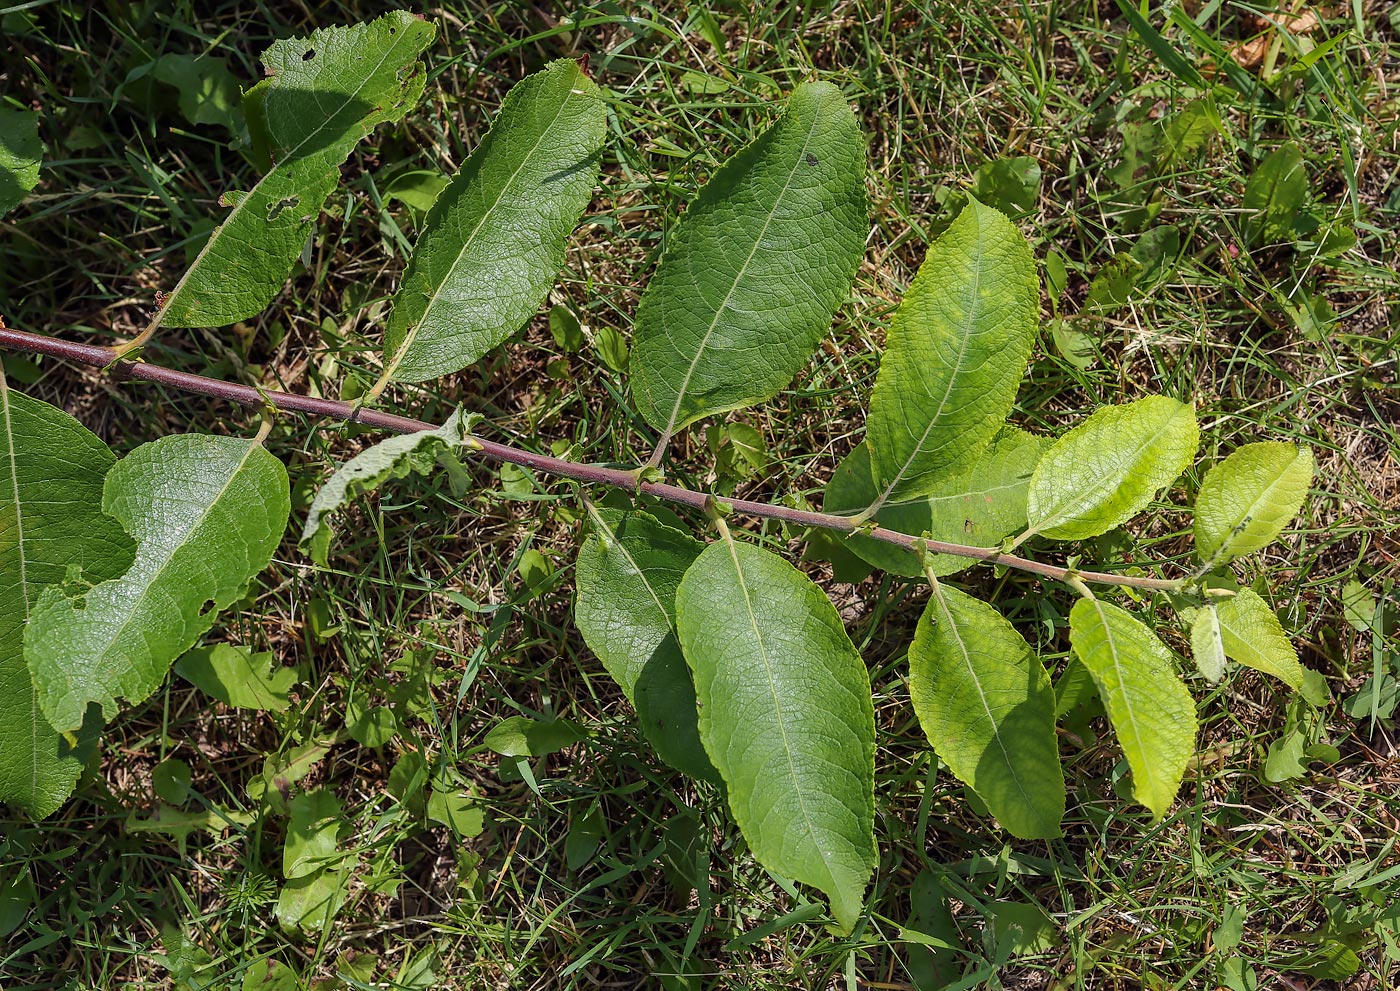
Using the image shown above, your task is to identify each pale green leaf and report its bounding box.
[1068,598,1196,818]
[276,854,358,934]
[1190,605,1226,684]
[0,108,42,216]
[383,59,607,381]
[573,509,718,783]
[0,384,134,817]
[285,789,344,880]
[631,81,867,439]
[1215,589,1304,690]
[1026,396,1198,541]
[1194,442,1313,566]
[1243,142,1309,245]
[26,434,290,731]
[908,585,1064,839]
[866,199,1039,506]
[675,536,876,932]
[426,788,485,835]
[300,408,481,567]
[483,715,586,758]
[824,427,1047,578]
[160,12,435,328]
[175,643,297,711]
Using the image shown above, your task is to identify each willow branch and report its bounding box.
[0,324,1184,592]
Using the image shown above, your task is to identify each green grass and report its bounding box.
[2,0,1399,988]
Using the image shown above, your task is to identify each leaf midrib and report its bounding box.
[657,109,824,439]
[166,26,419,315]
[1209,451,1303,558]
[1086,600,1158,799]
[0,375,41,797]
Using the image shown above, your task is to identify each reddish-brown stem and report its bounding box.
[0,324,1184,592]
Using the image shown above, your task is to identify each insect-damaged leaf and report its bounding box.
[383,59,607,382]
[865,199,1039,507]
[630,81,867,442]
[908,585,1064,839]
[675,536,876,933]
[573,509,718,783]
[26,435,290,731]
[158,12,435,328]
[0,383,134,817]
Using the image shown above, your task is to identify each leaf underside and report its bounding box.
[1068,598,1196,819]
[0,384,134,818]
[26,434,290,731]
[908,585,1065,839]
[384,58,608,382]
[160,11,435,328]
[865,198,1039,506]
[675,537,876,933]
[630,80,867,439]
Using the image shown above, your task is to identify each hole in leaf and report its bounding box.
[804,153,819,166]
[302,48,315,61]
[266,195,300,221]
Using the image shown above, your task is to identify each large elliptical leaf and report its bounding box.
[26,435,290,730]
[1025,396,1198,541]
[865,199,1039,507]
[630,81,866,443]
[824,427,1047,578]
[0,384,134,817]
[0,107,42,216]
[1068,598,1196,818]
[158,12,435,328]
[573,509,717,783]
[299,408,482,567]
[675,536,876,932]
[383,59,607,382]
[1194,442,1313,567]
[1215,589,1304,690]
[908,585,1064,839]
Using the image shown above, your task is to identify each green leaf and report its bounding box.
[1194,442,1313,566]
[0,107,42,216]
[383,59,607,381]
[346,699,398,748]
[1340,579,1376,633]
[1190,605,1226,684]
[174,643,297,712]
[1215,589,1304,690]
[247,734,339,811]
[1083,253,1143,313]
[825,427,1047,579]
[970,156,1042,215]
[1,384,134,817]
[1155,98,1221,172]
[300,408,481,567]
[630,81,867,440]
[160,12,435,328]
[384,169,448,214]
[285,789,344,880]
[26,434,290,731]
[1243,142,1309,246]
[573,509,718,783]
[675,536,876,932]
[866,199,1039,506]
[908,585,1064,839]
[1263,728,1308,783]
[1068,598,1197,818]
[276,854,357,934]
[1025,396,1199,541]
[133,54,242,130]
[152,758,192,805]
[483,715,586,758]
[427,787,485,836]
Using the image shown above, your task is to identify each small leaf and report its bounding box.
[247,735,339,811]
[825,427,1047,579]
[1051,318,1097,369]
[1155,98,1221,172]
[866,199,1039,506]
[152,759,193,805]
[1243,142,1309,246]
[0,107,42,216]
[574,509,717,782]
[595,325,629,372]
[426,788,485,836]
[1068,598,1197,818]
[1194,441,1313,566]
[383,59,607,381]
[175,643,297,711]
[275,855,357,934]
[1083,253,1143,313]
[0,385,134,818]
[160,12,435,328]
[384,169,448,213]
[987,901,1058,956]
[675,536,876,933]
[1190,605,1227,684]
[138,54,242,130]
[1026,395,1198,541]
[346,699,398,748]
[1263,729,1309,783]
[284,789,345,880]
[483,715,586,758]
[27,434,290,732]
[549,304,584,351]
[908,585,1064,839]
[1215,589,1304,690]
[970,156,1042,215]
[630,81,867,440]
[1340,579,1376,632]
[300,408,482,566]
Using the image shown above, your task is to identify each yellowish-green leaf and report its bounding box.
[1026,396,1198,541]
[1189,605,1226,684]
[1068,598,1196,818]
[1215,589,1303,690]
[909,585,1064,839]
[1194,442,1313,566]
